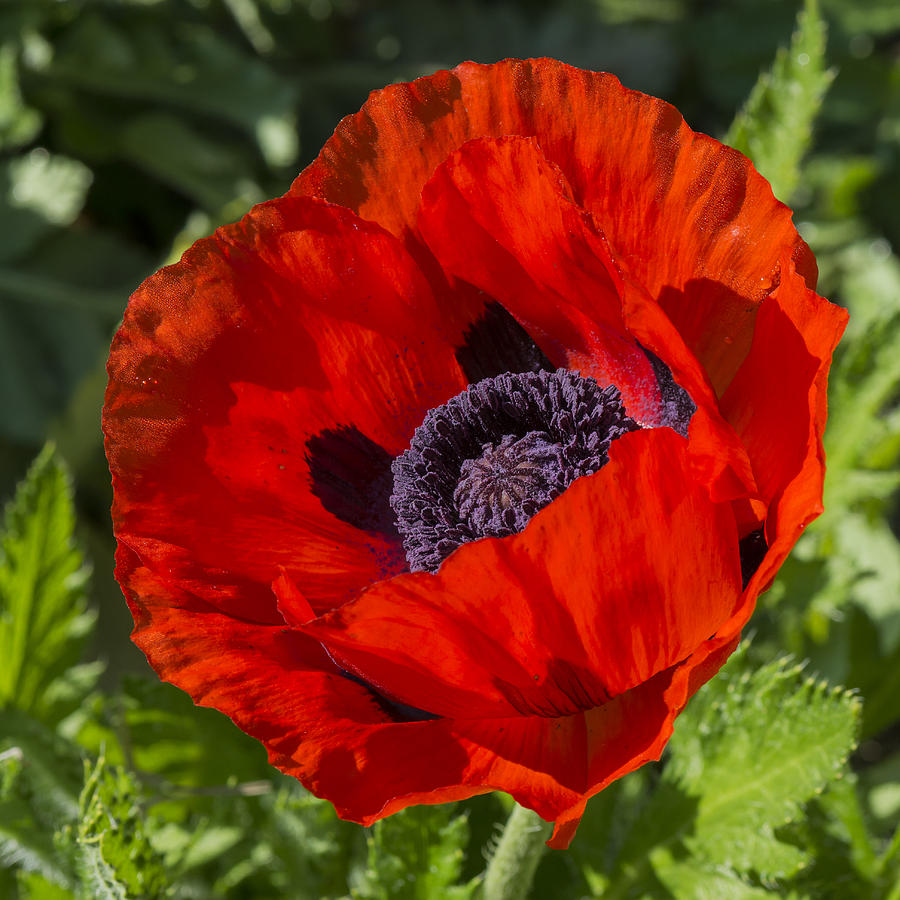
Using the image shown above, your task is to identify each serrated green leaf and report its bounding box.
[74,756,169,900]
[725,0,834,200]
[0,445,96,720]
[669,658,859,877]
[650,849,803,900]
[74,843,128,900]
[352,805,475,900]
[609,655,859,895]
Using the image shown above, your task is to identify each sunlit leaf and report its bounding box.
[0,446,96,720]
[72,756,168,900]
[726,0,834,200]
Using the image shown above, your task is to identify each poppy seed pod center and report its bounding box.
[455,431,559,534]
[390,369,638,573]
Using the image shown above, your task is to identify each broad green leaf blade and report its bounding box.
[669,658,860,878]
[725,0,834,201]
[0,445,95,719]
[610,654,859,894]
[650,850,809,900]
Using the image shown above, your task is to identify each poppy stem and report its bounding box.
[482,803,552,900]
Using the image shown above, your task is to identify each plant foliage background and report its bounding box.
[1,0,899,897]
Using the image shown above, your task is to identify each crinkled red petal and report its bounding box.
[721,255,848,592]
[303,429,742,720]
[294,58,814,393]
[416,135,760,506]
[104,196,469,617]
[119,541,741,847]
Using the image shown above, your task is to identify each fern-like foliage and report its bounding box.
[0,444,99,724]
[725,0,834,202]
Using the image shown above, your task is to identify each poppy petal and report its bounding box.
[303,428,742,719]
[417,136,658,415]
[122,539,739,847]
[416,134,759,504]
[104,196,470,618]
[105,58,845,851]
[117,544,494,814]
[295,58,813,393]
[720,257,848,590]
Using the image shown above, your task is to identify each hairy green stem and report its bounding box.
[482,804,552,900]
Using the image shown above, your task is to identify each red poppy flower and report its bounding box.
[103,58,847,848]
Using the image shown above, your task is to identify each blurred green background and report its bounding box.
[2,1,900,897]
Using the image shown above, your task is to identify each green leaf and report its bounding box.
[725,0,834,201]
[821,242,900,489]
[0,445,97,721]
[609,654,859,896]
[118,111,262,215]
[40,12,296,139]
[775,775,884,899]
[15,871,76,900]
[0,710,83,889]
[650,850,807,900]
[72,756,169,900]
[352,805,476,900]
[668,658,859,877]
[250,783,362,899]
[106,677,271,787]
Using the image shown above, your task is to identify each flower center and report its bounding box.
[390,369,639,572]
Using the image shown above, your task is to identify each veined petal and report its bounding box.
[303,428,742,719]
[720,256,848,590]
[295,58,813,394]
[104,196,469,617]
[417,135,760,505]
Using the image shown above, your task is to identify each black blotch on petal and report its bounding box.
[641,346,696,437]
[455,301,553,383]
[306,426,398,537]
[339,669,440,722]
[739,528,768,589]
